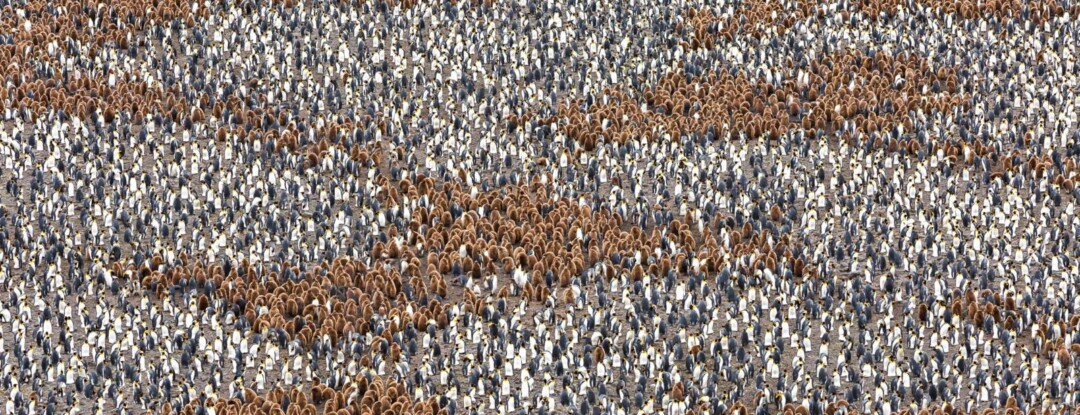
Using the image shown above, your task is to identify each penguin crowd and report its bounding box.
[2,0,1080,414]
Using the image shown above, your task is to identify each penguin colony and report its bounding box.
[1,0,1080,414]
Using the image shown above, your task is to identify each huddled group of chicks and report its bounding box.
[1,0,1080,414]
